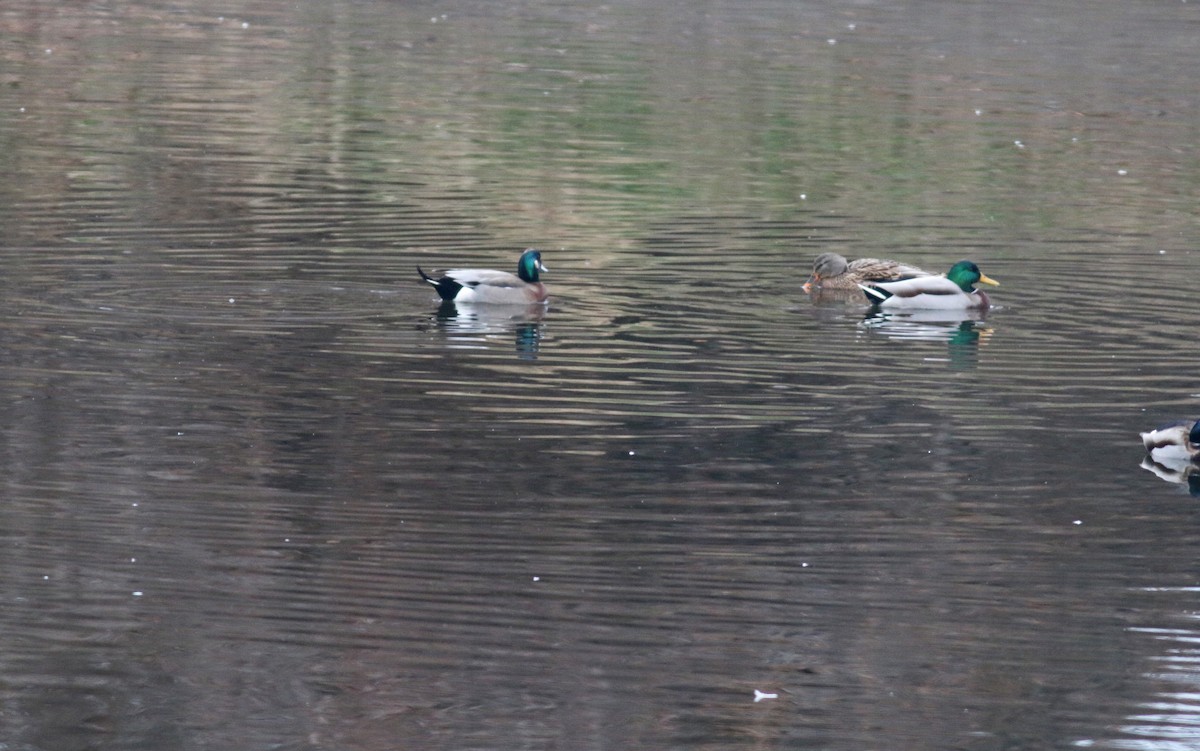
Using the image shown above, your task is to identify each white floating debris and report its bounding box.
[532,576,540,582]
[1014,140,1025,148]
[827,38,837,45]
[799,193,807,200]
[754,690,778,702]
[974,109,982,116]
[1073,520,1083,526]
[132,591,144,597]
[241,21,249,29]
[1117,169,1127,175]
[629,450,636,456]
[229,298,236,303]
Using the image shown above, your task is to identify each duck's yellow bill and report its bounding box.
[978,273,999,286]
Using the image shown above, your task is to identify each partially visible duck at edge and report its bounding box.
[1141,419,1200,465]
[418,248,548,304]
[803,252,929,292]
[860,260,999,311]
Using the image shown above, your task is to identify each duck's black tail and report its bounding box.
[417,266,461,301]
[859,283,891,305]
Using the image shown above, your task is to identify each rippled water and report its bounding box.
[2,1,1200,749]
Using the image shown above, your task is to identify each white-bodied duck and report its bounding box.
[1141,419,1200,465]
[860,260,998,310]
[418,248,548,304]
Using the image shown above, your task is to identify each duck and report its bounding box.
[418,248,548,304]
[860,260,998,310]
[803,252,929,292]
[1140,419,1200,465]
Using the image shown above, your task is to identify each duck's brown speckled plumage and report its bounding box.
[803,252,929,291]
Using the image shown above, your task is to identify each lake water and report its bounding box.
[2,1,1199,749]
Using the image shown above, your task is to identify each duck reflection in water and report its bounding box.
[1140,457,1200,497]
[431,300,546,360]
[860,308,992,370]
[1140,419,1200,496]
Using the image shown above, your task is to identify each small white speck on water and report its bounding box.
[1073,520,1083,526]
[1014,140,1025,148]
[132,591,143,597]
[241,21,249,29]
[799,193,807,200]
[974,109,982,116]
[754,690,778,702]
[847,23,857,30]
[1159,250,1167,255]
[43,575,49,581]
[629,450,636,456]
[131,503,138,508]
[45,48,53,54]
[532,576,540,582]
[1117,169,1127,175]
[827,38,837,45]
[229,298,235,304]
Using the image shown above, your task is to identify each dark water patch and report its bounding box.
[4,1,1200,749]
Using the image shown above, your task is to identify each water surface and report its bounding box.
[2,1,1200,749]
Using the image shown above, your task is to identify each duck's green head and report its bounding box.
[946,260,999,292]
[517,248,546,283]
